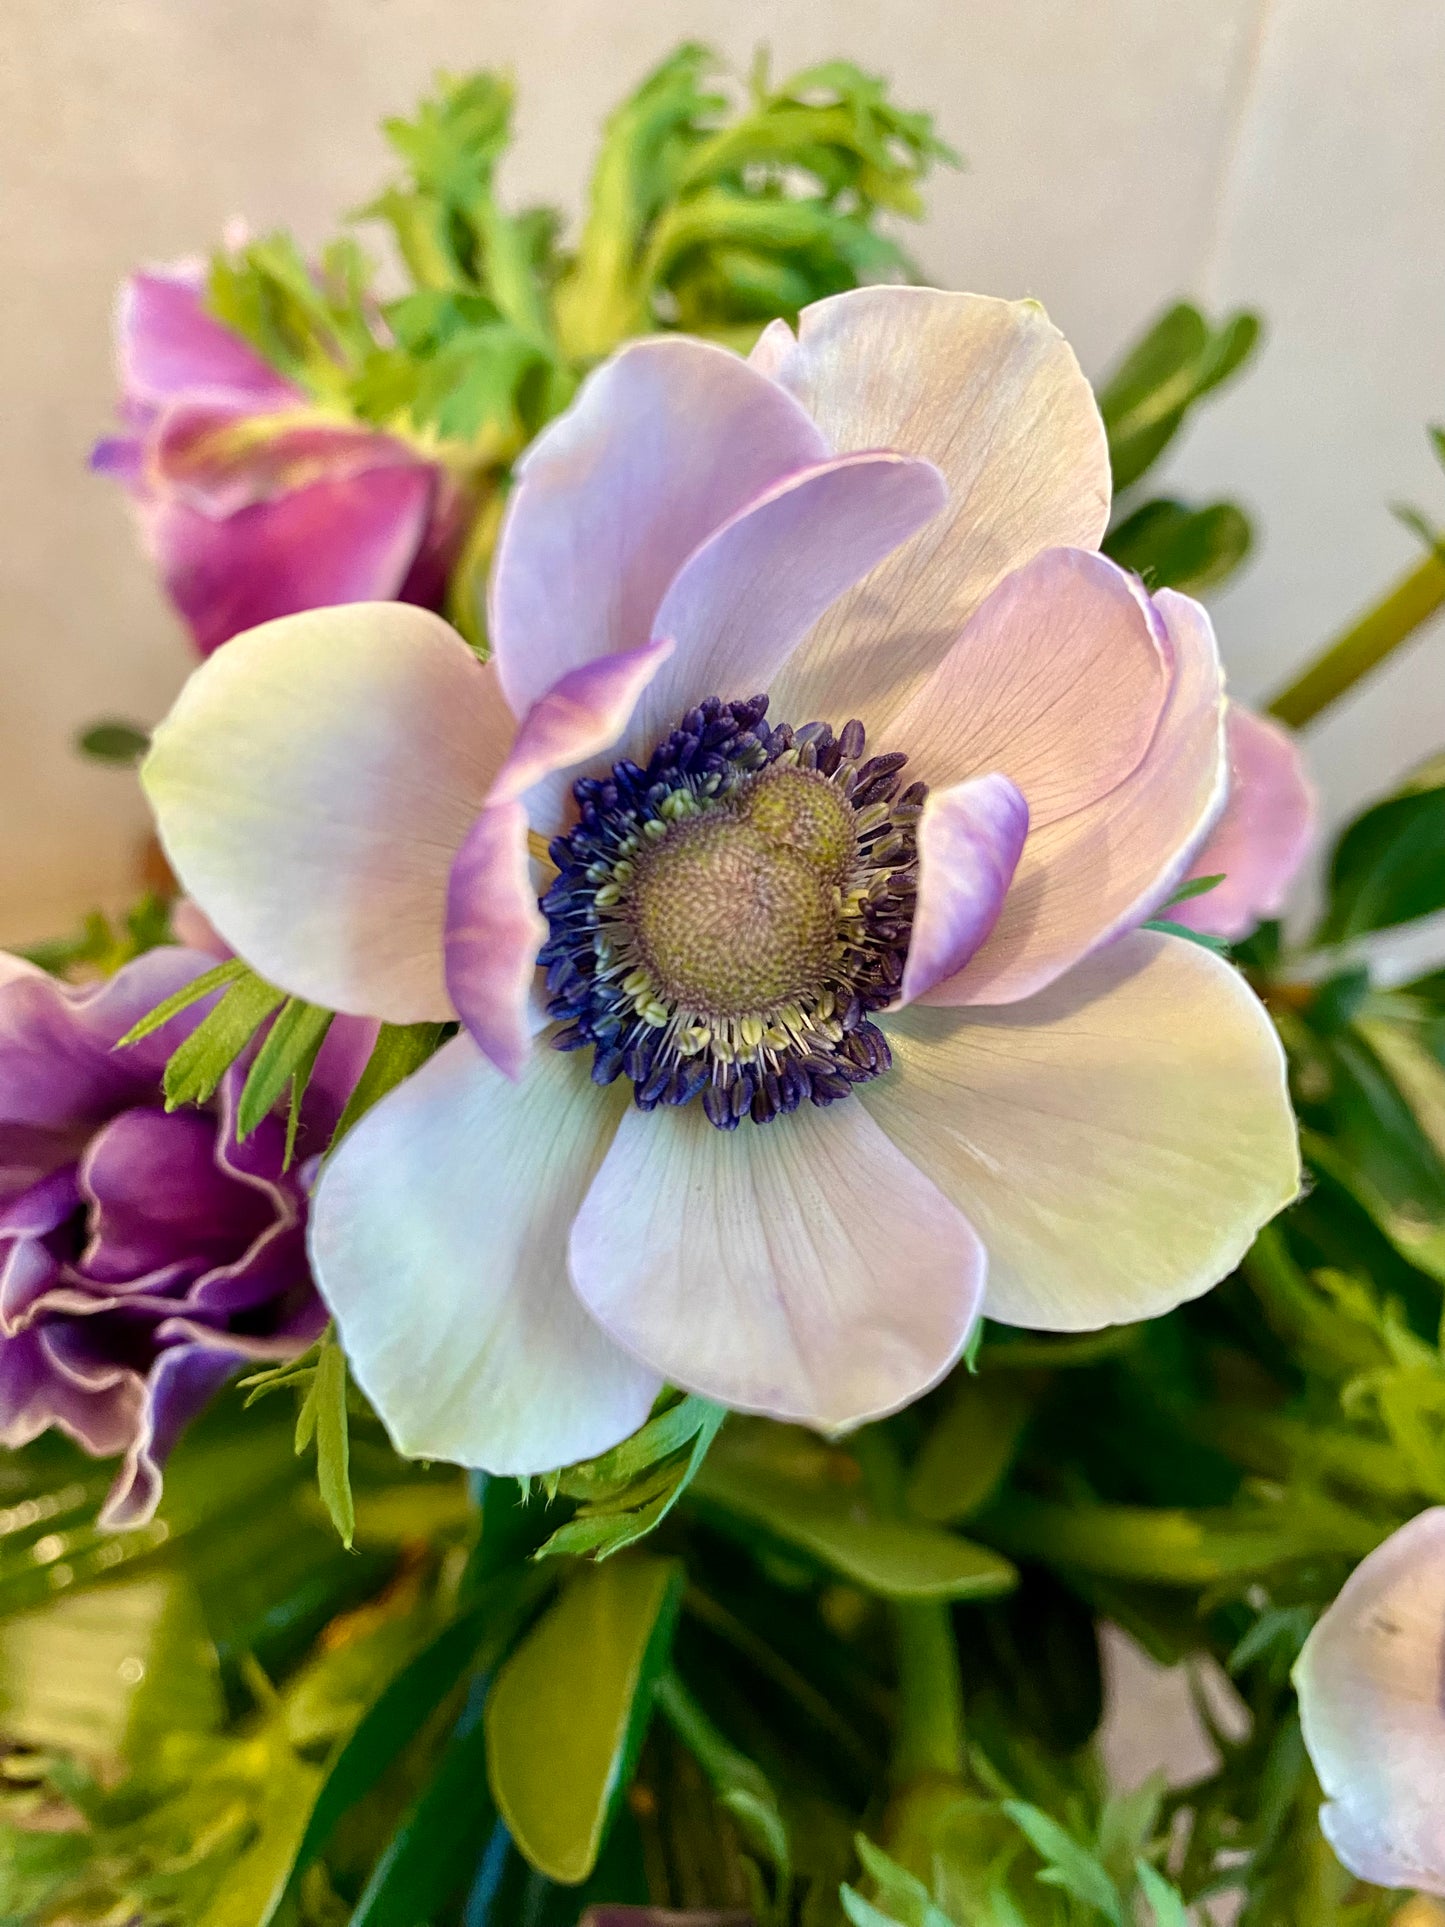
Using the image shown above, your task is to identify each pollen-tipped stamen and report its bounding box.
[539,696,922,1128]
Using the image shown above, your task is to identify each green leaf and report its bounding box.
[1104,496,1253,594]
[841,1836,953,1927]
[161,971,286,1109]
[1134,1859,1190,1927]
[331,1020,448,1144]
[538,1395,726,1559]
[1318,782,1445,941]
[906,1373,1039,1524]
[116,957,249,1046]
[76,718,151,764]
[350,1708,497,1927]
[262,1572,549,1925]
[294,1327,354,1548]
[236,997,334,1143]
[1164,872,1226,906]
[692,1423,1017,1601]
[1099,302,1261,491]
[485,1554,683,1883]
[1002,1802,1124,1926]
[1141,917,1231,954]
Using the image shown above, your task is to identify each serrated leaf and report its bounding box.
[162,972,286,1109]
[1134,1860,1190,1927]
[236,997,333,1142]
[538,1396,725,1560]
[1002,1803,1124,1926]
[117,957,249,1046]
[331,1020,448,1145]
[294,1327,354,1548]
[693,1423,1017,1601]
[485,1555,683,1883]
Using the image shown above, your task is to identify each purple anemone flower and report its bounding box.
[143,286,1300,1478]
[0,947,369,1526]
[93,265,468,656]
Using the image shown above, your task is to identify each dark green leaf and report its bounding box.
[162,972,286,1109]
[331,1021,448,1145]
[348,1702,494,1927]
[655,1670,790,1883]
[1318,783,1445,941]
[485,1555,683,1883]
[1104,497,1252,593]
[236,997,334,1143]
[76,719,151,764]
[1099,303,1260,492]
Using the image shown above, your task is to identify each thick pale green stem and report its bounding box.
[850,1429,967,1785]
[1267,552,1445,729]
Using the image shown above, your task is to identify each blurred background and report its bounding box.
[3,0,1443,947]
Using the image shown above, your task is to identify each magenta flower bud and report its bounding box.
[0,948,372,1525]
[93,267,468,656]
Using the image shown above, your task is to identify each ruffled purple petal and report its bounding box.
[117,269,299,412]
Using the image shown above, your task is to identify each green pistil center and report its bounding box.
[628,768,856,1019]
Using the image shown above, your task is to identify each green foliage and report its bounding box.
[693,1421,1017,1601]
[157,970,285,1110]
[22,893,173,978]
[538,1394,726,1560]
[331,1020,450,1145]
[1099,301,1261,491]
[242,1327,356,1549]
[75,718,150,765]
[484,1555,683,1884]
[1103,497,1251,594]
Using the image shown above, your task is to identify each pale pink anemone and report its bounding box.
[1295,1509,1445,1894]
[1174,704,1318,941]
[142,288,1299,1476]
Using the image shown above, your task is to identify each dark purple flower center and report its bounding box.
[539,696,924,1129]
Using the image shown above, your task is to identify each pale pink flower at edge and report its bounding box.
[1294,1509,1445,1895]
[141,287,1301,1477]
[1175,703,1318,940]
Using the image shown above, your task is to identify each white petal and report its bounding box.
[309,1035,659,1473]
[755,288,1111,730]
[1296,1508,1445,1895]
[864,930,1299,1330]
[569,1096,985,1431]
[144,603,514,1022]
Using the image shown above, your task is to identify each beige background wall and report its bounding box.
[3,0,1443,946]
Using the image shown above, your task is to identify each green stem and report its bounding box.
[891,1601,967,1785]
[850,1429,967,1785]
[1267,551,1445,729]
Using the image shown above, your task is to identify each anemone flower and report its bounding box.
[0,947,368,1524]
[142,287,1299,1476]
[93,266,467,656]
[1173,704,1317,941]
[1295,1509,1445,1894]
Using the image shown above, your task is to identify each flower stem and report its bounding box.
[850,1427,967,1785]
[1267,551,1445,729]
